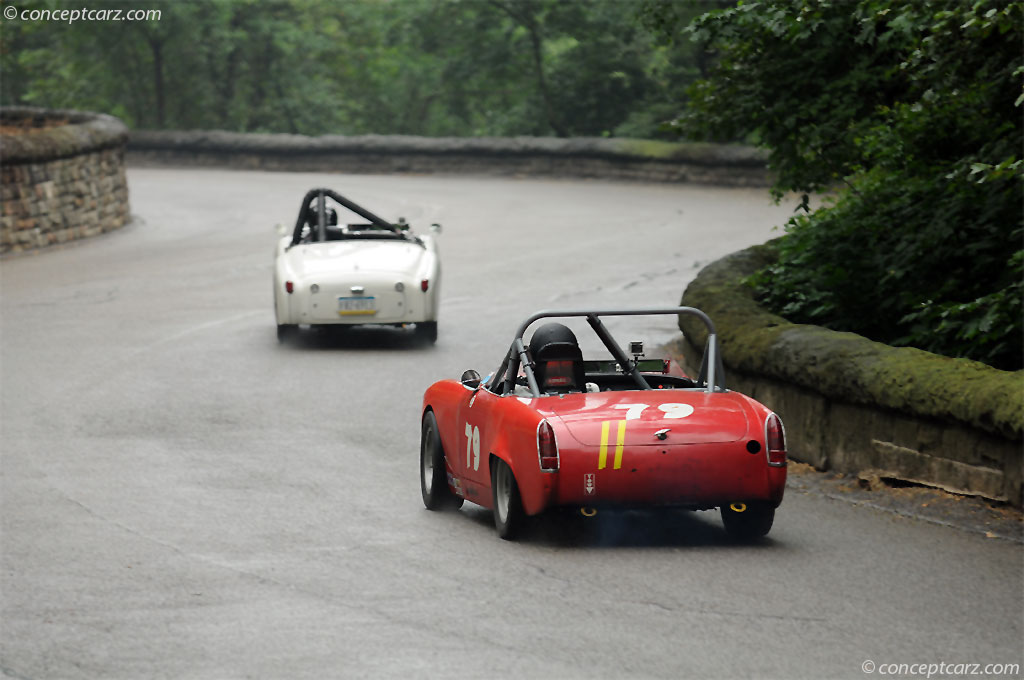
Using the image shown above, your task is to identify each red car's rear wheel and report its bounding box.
[420,411,462,511]
[491,458,525,540]
[720,502,774,540]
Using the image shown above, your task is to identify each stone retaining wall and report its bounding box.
[127,130,770,186]
[0,107,130,254]
[676,244,1023,507]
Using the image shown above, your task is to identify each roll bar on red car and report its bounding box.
[486,307,726,397]
[290,187,405,246]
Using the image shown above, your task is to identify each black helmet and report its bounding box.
[529,323,584,392]
[306,205,339,228]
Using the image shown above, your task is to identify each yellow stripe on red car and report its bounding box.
[598,420,626,470]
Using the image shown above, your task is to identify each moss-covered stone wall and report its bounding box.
[1,107,130,254]
[127,130,770,187]
[677,244,1023,506]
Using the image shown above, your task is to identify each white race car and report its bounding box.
[274,188,442,343]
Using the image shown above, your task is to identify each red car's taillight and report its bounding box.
[537,420,559,472]
[766,413,786,467]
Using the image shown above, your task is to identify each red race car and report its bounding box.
[419,307,787,540]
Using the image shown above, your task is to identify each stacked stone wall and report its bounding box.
[1,107,130,254]
[126,130,770,187]
[676,244,1023,507]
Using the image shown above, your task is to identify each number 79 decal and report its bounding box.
[613,403,694,420]
[464,423,481,471]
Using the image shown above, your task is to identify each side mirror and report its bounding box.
[275,222,289,237]
[430,223,442,234]
[460,369,481,389]
[396,217,410,232]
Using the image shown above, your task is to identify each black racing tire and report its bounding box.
[720,502,775,540]
[420,411,462,511]
[276,324,297,343]
[416,321,438,344]
[491,458,525,540]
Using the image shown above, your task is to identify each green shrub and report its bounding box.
[750,169,1022,370]
[674,0,1022,370]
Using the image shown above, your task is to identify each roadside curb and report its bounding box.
[786,463,1022,544]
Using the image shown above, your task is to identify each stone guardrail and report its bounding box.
[126,130,770,187]
[676,243,1023,507]
[1,106,131,254]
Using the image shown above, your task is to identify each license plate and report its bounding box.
[337,296,377,316]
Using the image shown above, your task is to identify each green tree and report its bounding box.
[670,0,1022,370]
[1,0,700,138]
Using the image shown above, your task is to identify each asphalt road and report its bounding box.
[2,169,1021,680]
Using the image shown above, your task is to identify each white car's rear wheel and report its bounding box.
[276,324,297,343]
[416,321,437,344]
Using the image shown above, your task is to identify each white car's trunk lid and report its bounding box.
[287,240,424,276]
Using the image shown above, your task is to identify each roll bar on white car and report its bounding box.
[485,307,726,397]
[290,187,413,246]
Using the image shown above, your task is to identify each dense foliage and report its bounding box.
[670,0,1022,370]
[0,0,709,138]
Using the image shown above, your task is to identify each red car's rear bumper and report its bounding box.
[530,442,786,512]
